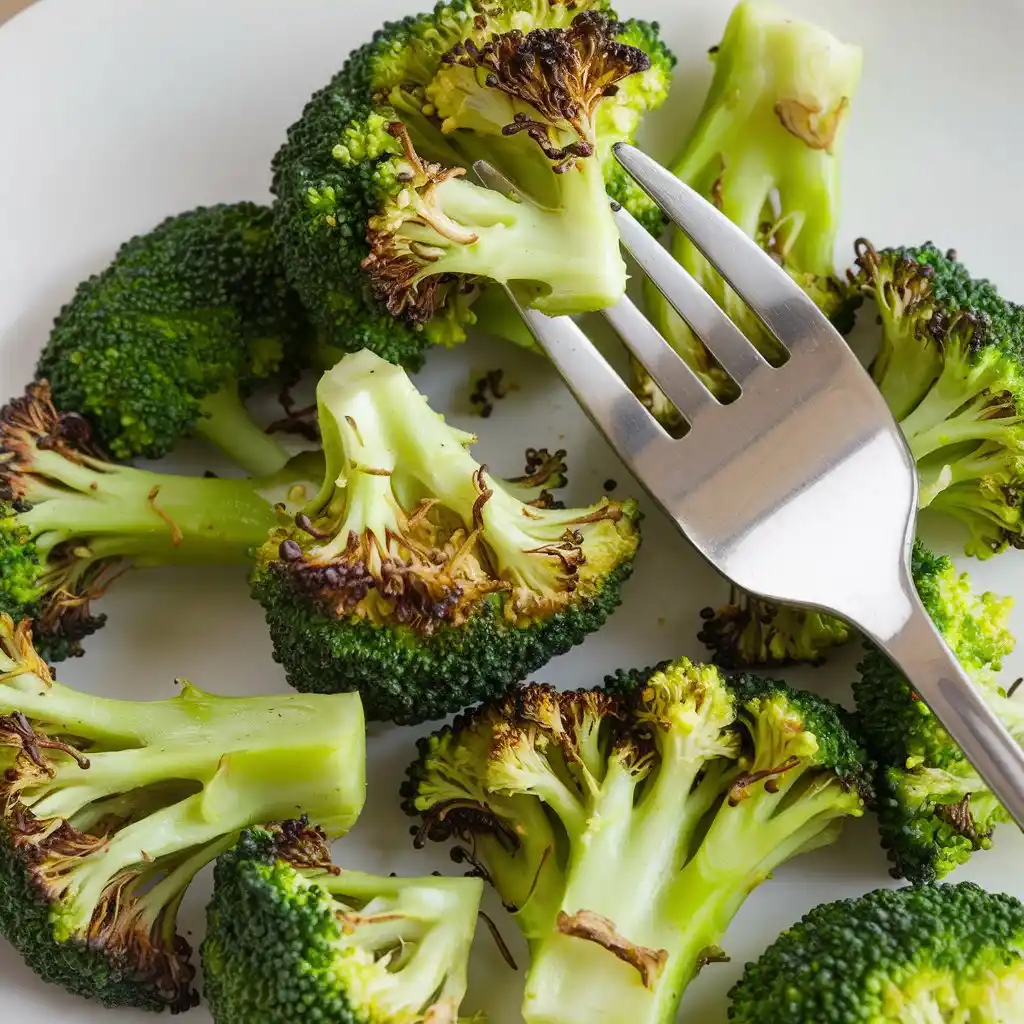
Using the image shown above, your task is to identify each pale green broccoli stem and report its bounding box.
[318,874,481,1017]
[135,833,240,935]
[900,351,1016,460]
[312,353,602,589]
[871,303,944,421]
[649,3,861,390]
[917,444,1018,509]
[524,737,861,1024]
[421,171,625,316]
[195,384,292,477]
[19,446,282,565]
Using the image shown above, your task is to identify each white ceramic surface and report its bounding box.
[2,1,1024,1021]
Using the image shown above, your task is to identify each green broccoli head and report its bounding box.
[0,615,365,1010]
[641,1,861,424]
[37,203,308,475]
[272,1,674,371]
[854,240,1024,557]
[202,819,483,1024]
[697,587,853,670]
[251,350,640,724]
[403,658,869,1024]
[854,541,1018,882]
[0,381,308,662]
[728,883,1024,1023]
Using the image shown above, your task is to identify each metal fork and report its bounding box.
[475,145,1024,830]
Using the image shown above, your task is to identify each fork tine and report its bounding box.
[613,143,836,352]
[612,202,769,386]
[501,288,668,462]
[601,295,718,426]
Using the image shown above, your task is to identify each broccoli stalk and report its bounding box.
[273,1,674,369]
[184,385,295,481]
[728,883,1024,1023]
[38,203,308,473]
[252,349,639,723]
[642,2,861,421]
[404,660,869,1024]
[0,616,365,1011]
[0,382,314,662]
[202,820,483,1024]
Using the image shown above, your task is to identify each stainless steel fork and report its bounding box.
[476,144,1024,830]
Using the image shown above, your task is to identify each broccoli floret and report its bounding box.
[272,1,674,371]
[697,586,853,670]
[641,2,861,424]
[696,538,952,672]
[37,203,308,475]
[202,819,482,1024]
[0,382,316,662]
[855,241,1024,557]
[251,350,640,724]
[403,658,870,1024]
[728,883,1024,1023]
[0,616,365,1011]
[853,542,1018,882]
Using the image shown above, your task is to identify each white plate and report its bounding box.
[2,1,1024,1021]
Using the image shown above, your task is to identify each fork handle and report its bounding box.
[878,599,1024,830]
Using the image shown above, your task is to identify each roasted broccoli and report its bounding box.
[38,203,308,475]
[251,350,640,724]
[403,658,870,1024]
[0,382,316,663]
[697,586,853,670]
[203,819,483,1024]
[0,616,365,1011]
[728,883,1024,1023]
[696,238,1024,666]
[855,240,1024,557]
[642,2,861,423]
[854,542,1018,882]
[272,0,674,371]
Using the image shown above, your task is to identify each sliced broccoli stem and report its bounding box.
[523,764,860,1024]
[313,356,625,601]
[420,167,624,315]
[194,385,291,477]
[644,2,860,406]
[20,447,280,566]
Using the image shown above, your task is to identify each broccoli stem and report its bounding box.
[899,354,1011,458]
[522,766,859,1024]
[195,385,291,477]
[426,167,625,316]
[871,310,944,421]
[21,448,281,566]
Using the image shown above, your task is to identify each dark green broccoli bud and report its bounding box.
[0,381,316,663]
[697,586,853,669]
[403,658,869,1024]
[202,819,483,1024]
[641,2,861,424]
[251,350,640,724]
[728,882,1024,1023]
[38,203,309,474]
[854,542,1017,882]
[854,240,1024,557]
[272,1,674,371]
[0,616,365,1011]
